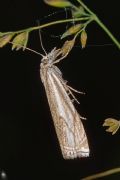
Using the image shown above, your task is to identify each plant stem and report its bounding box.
[29,17,90,31]
[1,17,90,36]
[94,16,120,49]
[76,0,95,16]
[74,18,93,39]
[76,0,120,49]
[81,167,120,180]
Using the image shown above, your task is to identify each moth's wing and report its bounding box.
[41,66,89,159]
[59,115,89,159]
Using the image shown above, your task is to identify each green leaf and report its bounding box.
[61,24,82,39]
[72,6,86,18]
[12,31,29,51]
[0,33,14,48]
[44,0,72,8]
[103,118,120,135]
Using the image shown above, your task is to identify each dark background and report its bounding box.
[0,0,120,179]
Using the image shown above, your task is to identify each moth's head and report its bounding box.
[41,47,57,65]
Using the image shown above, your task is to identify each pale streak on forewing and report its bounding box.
[40,64,89,159]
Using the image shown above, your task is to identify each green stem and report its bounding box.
[94,16,120,49]
[29,17,89,31]
[76,0,120,49]
[76,0,95,15]
[1,17,90,36]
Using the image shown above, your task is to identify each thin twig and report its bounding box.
[81,167,120,180]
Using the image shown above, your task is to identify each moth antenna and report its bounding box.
[36,20,47,56]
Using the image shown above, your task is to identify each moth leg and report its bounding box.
[67,87,80,104]
[80,116,86,120]
[65,84,80,104]
[57,78,80,104]
[67,85,85,95]
[56,75,80,104]
[52,49,69,65]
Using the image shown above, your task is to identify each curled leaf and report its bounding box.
[12,31,29,50]
[0,33,14,48]
[103,118,120,135]
[44,0,72,8]
[61,38,75,56]
[61,24,82,39]
[80,30,87,48]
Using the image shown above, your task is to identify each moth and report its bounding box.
[10,33,89,159]
[40,42,89,159]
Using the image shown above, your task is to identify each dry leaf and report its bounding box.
[61,39,75,56]
[103,118,120,135]
[80,30,87,48]
[12,31,29,50]
[61,24,82,39]
[0,33,14,48]
[44,0,72,8]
